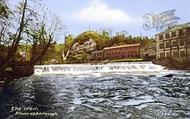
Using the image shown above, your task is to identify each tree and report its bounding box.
[0,0,64,73]
[0,0,29,72]
[28,11,64,65]
[64,34,74,52]
[0,0,10,52]
[102,30,110,40]
[62,34,74,61]
[0,0,9,19]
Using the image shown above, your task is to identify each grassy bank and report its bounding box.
[153,57,190,70]
[110,58,144,63]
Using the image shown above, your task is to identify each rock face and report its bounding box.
[68,39,97,62]
[63,31,108,63]
[71,39,96,54]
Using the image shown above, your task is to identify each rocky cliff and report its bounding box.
[65,31,108,63]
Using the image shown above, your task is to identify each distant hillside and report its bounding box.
[63,31,108,63]
[63,31,155,63]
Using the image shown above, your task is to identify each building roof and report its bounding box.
[92,50,103,54]
[103,43,140,50]
[156,22,190,35]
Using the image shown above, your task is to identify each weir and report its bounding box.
[34,62,165,75]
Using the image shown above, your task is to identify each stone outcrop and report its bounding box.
[68,39,97,62]
[71,39,96,54]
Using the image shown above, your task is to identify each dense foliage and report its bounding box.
[0,0,64,76]
[62,31,155,63]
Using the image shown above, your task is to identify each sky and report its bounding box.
[12,0,190,42]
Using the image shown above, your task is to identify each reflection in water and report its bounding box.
[0,72,190,119]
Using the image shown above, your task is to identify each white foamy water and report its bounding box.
[1,66,190,119]
[34,62,166,75]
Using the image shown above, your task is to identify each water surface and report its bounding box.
[0,64,190,119]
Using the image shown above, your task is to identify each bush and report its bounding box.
[156,57,190,70]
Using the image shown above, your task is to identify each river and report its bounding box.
[0,62,190,119]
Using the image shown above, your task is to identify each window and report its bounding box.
[172,51,178,57]
[159,35,163,40]
[159,43,164,49]
[186,27,190,33]
[172,40,178,47]
[172,32,176,37]
[180,50,186,57]
[187,38,190,45]
[166,52,171,57]
[160,52,165,58]
[179,29,184,36]
[165,42,171,48]
[165,33,170,38]
[179,40,185,46]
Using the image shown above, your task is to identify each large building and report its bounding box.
[155,23,190,59]
[91,43,141,61]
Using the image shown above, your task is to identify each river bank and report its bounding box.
[1,59,190,81]
[0,66,34,79]
[153,58,190,70]
[0,66,34,90]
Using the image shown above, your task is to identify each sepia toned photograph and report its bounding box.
[0,0,190,119]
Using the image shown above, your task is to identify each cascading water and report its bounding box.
[1,62,190,119]
[34,62,165,75]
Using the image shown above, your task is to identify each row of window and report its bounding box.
[94,51,139,57]
[93,54,140,59]
[105,54,139,59]
[93,53,103,57]
[106,51,138,55]
[159,27,190,40]
[105,47,140,51]
[160,50,187,58]
[159,40,187,49]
